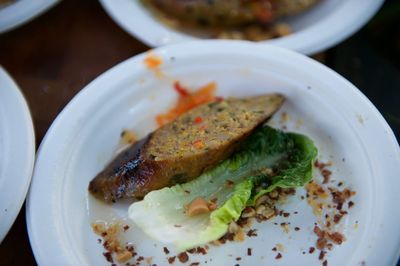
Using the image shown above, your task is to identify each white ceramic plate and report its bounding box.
[0,0,60,34]
[99,0,384,55]
[0,67,35,242]
[27,41,400,266]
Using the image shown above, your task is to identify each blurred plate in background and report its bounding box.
[0,0,60,34]
[0,66,35,242]
[100,0,384,55]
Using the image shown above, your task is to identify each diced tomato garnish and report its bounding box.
[155,81,217,127]
[193,139,204,149]
[194,117,203,124]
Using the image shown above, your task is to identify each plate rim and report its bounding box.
[0,0,61,34]
[26,40,400,265]
[0,66,35,243]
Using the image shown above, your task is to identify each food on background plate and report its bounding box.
[89,94,285,202]
[142,0,320,41]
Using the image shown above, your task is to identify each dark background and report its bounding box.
[0,0,398,265]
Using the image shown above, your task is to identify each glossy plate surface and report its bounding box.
[27,41,400,265]
[0,66,35,242]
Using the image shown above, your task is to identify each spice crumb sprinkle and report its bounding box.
[167,256,176,264]
[247,248,252,256]
[163,247,170,254]
[177,252,189,263]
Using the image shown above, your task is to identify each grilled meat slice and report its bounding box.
[147,0,320,27]
[89,94,284,202]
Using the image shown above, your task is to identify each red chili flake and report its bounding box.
[163,247,170,254]
[194,117,203,124]
[316,237,328,250]
[333,214,343,224]
[313,226,325,238]
[275,253,282,260]
[255,214,266,222]
[177,252,189,263]
[309,247,315,254]
[221,232,234,242]
[322,260,328,266]
[272,247,277,252]
[225,180,235,187]
[322,169,332,184]
[103,240,109,249]
[196,247,207,255]
[103,252,113,263]
[247,248,252,256]
[283,212,290,217]
[328,232,344,245]
[193,139,204,149]
[326,221,331,228]
[168,256,176,264]
[294,227,300,231]
[123,225,130,231]
[173,81,189,96]
[199,125,207,131]
[125,245,132,251]
[190,263,200,266]
[187,248,196,254]
[246,229,258,237]
[137,256,144,261]
[236,257,242,261]
[144,55,162,69]
[348,201,354,208]
[319,251,326,260]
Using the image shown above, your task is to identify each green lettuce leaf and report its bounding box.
[128,126,317,251]
[249,130,318,204]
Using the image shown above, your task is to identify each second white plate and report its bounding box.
[0,0,60,34]
[100,0,384,54]
[0,66,35,242]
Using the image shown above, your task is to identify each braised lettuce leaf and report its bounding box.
[128,126,317,251]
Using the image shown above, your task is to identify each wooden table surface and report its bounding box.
[0,0,398,265]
